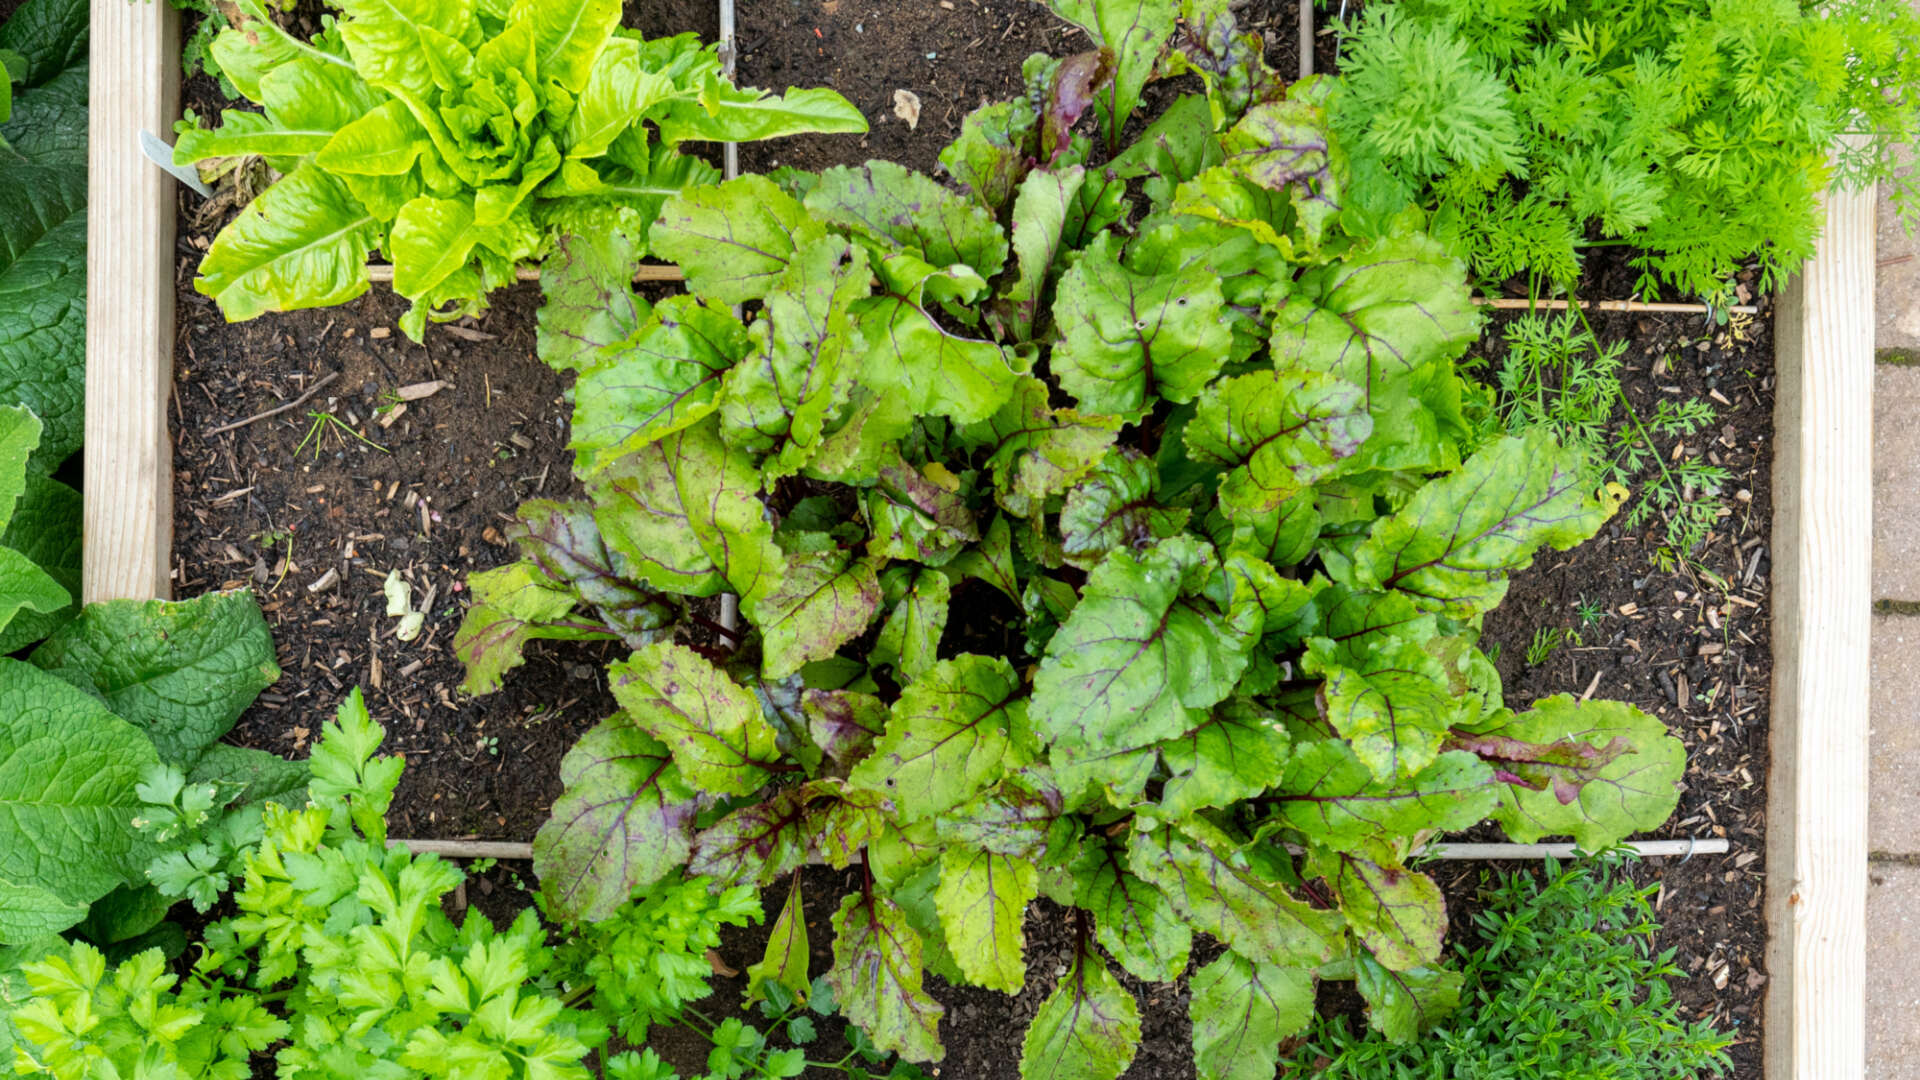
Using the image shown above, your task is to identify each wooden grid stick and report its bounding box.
[85,0,179,602]
[363,263,684,285]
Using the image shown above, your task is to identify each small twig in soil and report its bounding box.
[207,372,340,436]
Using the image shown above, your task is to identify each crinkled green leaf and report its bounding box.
[1351,954,1463,1044]
[1216,98,1339,244]
[1349,432,1615,617]
[1268,743,1498,853]
[1156,700,1293,818]
[193,164,379,323]
[828,891,945,1064]
[1069,839,1191,983]
[1018,940,1140,1080]
[1058,448,1186,567]
[651,177,828,304]
[1128,818,1343,967]
[1102,93,1221,212]
[333,0,476,100]
[747,875,812,1006]
[651,80,867,146]
[757,551,883,681]
[851,292,1021,424]
[515,0,621,97]
[0,547,65,644]
[611,642,780,797]
[1047,0,1174,150]
[1314,844,1445,971]
[1034,536,1255,754]
[872,569,950,684]
[0,0,86,88]
[1051,233,1232,416]
[1268,231,1478,401]
[1207,489,1319,570]
[1127,213,1282,362]
[0,473,81,655]
[806,161,1010,281]
[589,419,785,613]
[1188,951,1313,1080]
[803,388,915,485]
[1466,695,1685,849]
[535,217,651,373]
[935,846,1037,992]
[1185,370,1371,517]
[1302,635,1459,784]
[940,99,1040,211]
[452,560,607,696]
[850,654,1027,823]
[184,744,309,808]
[0,165,84,470]
[720,236,872,472]
[963,375,1120,519]
[31,591,280,770]
[0,404,40,525]
[0,659,157,922]
[0,878,87,943]
[533,713,700,923]
[572,296,752,474]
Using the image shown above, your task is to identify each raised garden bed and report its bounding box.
[61,0,1876,1076]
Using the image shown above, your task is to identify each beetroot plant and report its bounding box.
[455,2,1687,1076]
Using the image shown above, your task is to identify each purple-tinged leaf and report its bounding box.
[1352,954,1463,1044]
[1033,535,1255,755]
[1309,843,1445,972]
[453,561,611,697]
[690,783,825,887]
[849,654,1029,824]
[1165,0,1284,127]
[961,375,1119,519]
[533,713,701,923]
[803,688,888,769]
[936,845,1039,992]
[536,220,650,373]
[1465,695,1685,849]
[1266,742,1499,853]
[510,499,678,648]
[570,295,751,475]
[1019,935,1141,1080]
[804,161,1010,280]
[1070,839,1192,983]
[829,890,947,1063]
[1156,700,1293,818]
[756,550,884,680]
[872,569,950,684]
[1184,370,1371,518]
[1058,448,1187,568]
[1052,232,1232,416]
[1188,951,1313,1080]
[1041,50,1112,163]
[1128,818,1344,967]
[650,176,827,304]
[850,290,1022,423]
[1349,432,1615,618]
[1219,99,1338,243]
[866,455,980,564]
[1046,0,1176,152]
[612,641,782,797]
[1303,636,1460,783]
[935,777,1074,861]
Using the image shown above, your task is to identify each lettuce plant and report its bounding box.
[174,0,866,340]
[454,2,1688,1076]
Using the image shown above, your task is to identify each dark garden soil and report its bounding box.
[164,1,1766,1077]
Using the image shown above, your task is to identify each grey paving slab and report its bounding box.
[1871,615,1920,851]
[1869,862,1920,1078]
[1872,367,1920,599]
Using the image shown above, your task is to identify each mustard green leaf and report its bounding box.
[533,713,701,923]
[611,641,781,797]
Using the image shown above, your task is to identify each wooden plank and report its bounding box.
[1767,185,1875,1080]
[84,0,178,602]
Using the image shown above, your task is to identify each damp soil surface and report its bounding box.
[166,0,1768,1077]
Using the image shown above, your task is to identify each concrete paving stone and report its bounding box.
[1871,614,1920,851]
[1878,177,1920,352]
[1872,367,1920,599]
[1869,862,1920,1078]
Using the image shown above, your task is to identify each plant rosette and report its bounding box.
[452,2,1688,1077]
